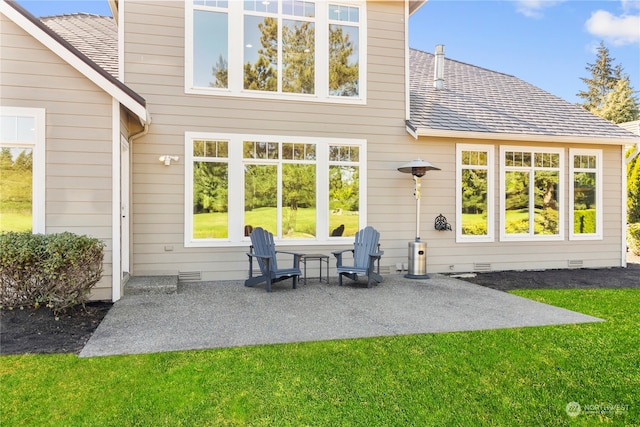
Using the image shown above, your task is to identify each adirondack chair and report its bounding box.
[332,226,384,288]
[245,227,303,292]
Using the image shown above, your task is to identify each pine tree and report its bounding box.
[593,77,640,124]
[577,42,620,111]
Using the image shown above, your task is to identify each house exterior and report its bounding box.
[2,0,638,302]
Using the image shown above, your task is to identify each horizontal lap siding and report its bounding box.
[1,15,114,298]
[124,1,410,279]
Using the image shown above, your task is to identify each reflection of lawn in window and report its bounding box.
[461,213,487,235]
[193,208,361,238]
[0,200,31,232]
[505,209,529,234]
[193,212,228,239]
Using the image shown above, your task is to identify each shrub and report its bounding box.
[0,232,105,314]
[628,223,640,256]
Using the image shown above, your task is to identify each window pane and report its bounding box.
[283,0,315,17]
[329,24,359,97]
[0,147,33,232]
[282,19,315,94]
[534,170,559,235]
[244,15,278,91]
[194,10,228,88]
[244,164,277,233]
[282,163,316,238]
[244,0,277,13]
[573,172,597,234]
[193,162,228,238]
[244,141,278,159]
[329,165,359,237]
[505,171,529,234]
[461,169,488,235]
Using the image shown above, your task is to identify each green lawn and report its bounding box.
[1,289,638,426]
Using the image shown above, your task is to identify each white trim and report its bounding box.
[622,148,628,267]
[0,106,45,234]
[569,148,603,241]
[413,127,639,146]
[111,100,121,302]
[456,144,494,243]
[499,146,564,242]
[184,131,367,247]
[404,1,410,121]
[0,1,148,123]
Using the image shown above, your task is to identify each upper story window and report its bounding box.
[187,0,366,103]
[0,107,45,234]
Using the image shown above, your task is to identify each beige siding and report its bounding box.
[123,1,626,281]
[1,14,115,299]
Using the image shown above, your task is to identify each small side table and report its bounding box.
[300,254,330,284]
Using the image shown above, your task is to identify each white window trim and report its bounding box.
[456,144,494,243]
[0,106,46,234]
[184,0,367,105]
[499,146,564,242]
[569,148,603,241]
[184,131,367,247]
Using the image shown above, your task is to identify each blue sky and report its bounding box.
[16,0,640,104]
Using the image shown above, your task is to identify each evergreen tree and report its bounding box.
[577,42,620,111]
[593,77,640,124]
[577,41,639,122]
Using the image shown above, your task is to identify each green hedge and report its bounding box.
[0,232,104,314]
[628,223,640,256]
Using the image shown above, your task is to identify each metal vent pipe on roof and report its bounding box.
[433,44,445,90]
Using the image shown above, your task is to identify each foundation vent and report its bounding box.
[568,260,583,269]
[178,271,202,282]
[474,262,491,272]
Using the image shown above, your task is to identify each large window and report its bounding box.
[500,147,563,240]
[187,0,365,102]
[0,107,45,233]
[456,144,494,242]
[185,132,366,246]
[570,149,602,240]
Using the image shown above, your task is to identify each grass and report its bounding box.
[1,289,638,426]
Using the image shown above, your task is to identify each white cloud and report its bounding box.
[515,0,566,18]
[585,9,640,46]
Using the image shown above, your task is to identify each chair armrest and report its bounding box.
[246,252,273,260]
[369,250,384,258]
[331,249,354,256]
[275,250,303,268]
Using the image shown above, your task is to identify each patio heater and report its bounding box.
[398,159,440,279]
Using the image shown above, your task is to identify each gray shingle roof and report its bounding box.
[41,13,118,78]
[409,48,638,140]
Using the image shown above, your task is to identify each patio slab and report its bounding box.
[80,274,603,357]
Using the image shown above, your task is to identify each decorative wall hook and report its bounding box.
[434,213,452,231]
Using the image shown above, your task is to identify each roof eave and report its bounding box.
[408,0,427,15]
[407,125,640,146]
[1,0,148,124]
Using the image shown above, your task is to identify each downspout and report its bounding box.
[129,119,149,144]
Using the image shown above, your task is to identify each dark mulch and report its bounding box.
[456,263,640,291]
[1,302,112,356]
[1,258,638,356]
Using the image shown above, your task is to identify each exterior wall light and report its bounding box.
[159,155,179,166]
